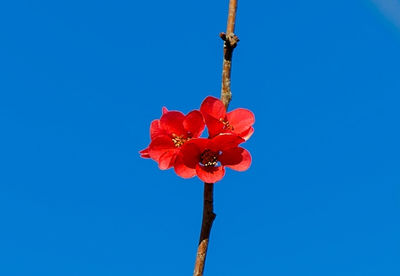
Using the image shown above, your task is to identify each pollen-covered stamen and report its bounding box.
[171,133,189,147]
[200,149,218,167]
[219,118,234,130]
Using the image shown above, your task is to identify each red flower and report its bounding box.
[200,96,255,140]
[140,108,205,176]
[176,134,252,183]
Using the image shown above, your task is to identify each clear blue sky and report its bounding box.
[1,0,399,275]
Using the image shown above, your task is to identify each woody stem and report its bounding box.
[220,0,239,109]
[193,183,216,276]
[193,1,238,276]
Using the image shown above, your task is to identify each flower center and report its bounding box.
[200,149,218,167]
[171,133,189,147]
[219,118,234,130]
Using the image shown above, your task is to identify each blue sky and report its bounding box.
[1,0,399,275]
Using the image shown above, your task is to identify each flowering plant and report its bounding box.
[140,96,254,183]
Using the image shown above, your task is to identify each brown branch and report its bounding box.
[193,183,216,276]
[193,1,239,276]
[220,0,239,109]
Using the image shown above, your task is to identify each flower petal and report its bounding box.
[150,119,167,140]
[238,127,254,141]
[180,138,208,169]
[160,111,186,136]
[209,134,245,151]
[183,110,205,138]
[226,108,255,135]
[174,154,196,178]
[148,135,175,162]
[162,106,168,114]
[200,96,226,120]
[196,164,225,183]
[139,147,150,158]
[203,114,226,138]
[219,147,252,171]
[158,150,177,170]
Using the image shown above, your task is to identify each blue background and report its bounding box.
[1,0,399,275]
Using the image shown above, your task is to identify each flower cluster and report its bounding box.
[140,96,255,183]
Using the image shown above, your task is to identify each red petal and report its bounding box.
[158,150,178,170]
[160,111,185,136]
[148,135,175,162]
[162,106,168,114]
[195,164,225,183]
[180,138,208,169]
[209,134,245,151]
[226,108,255,135]
[150,119,167,140]
[183,110,205,138]
[200,96,226,120]
[139,147,150,158]
[203,114,226,138]
[219,147,252,171]
[239,127,254,141]
[174,154,196,178]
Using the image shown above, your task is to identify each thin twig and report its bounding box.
[220,0,239,109]
[193,1,239,275]
[193,183,216,276]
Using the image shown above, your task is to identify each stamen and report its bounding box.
[171,133,189,147]
[200,149,218,167]
[219,118,234,130]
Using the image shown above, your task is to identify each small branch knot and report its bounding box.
[220,32,239,49]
